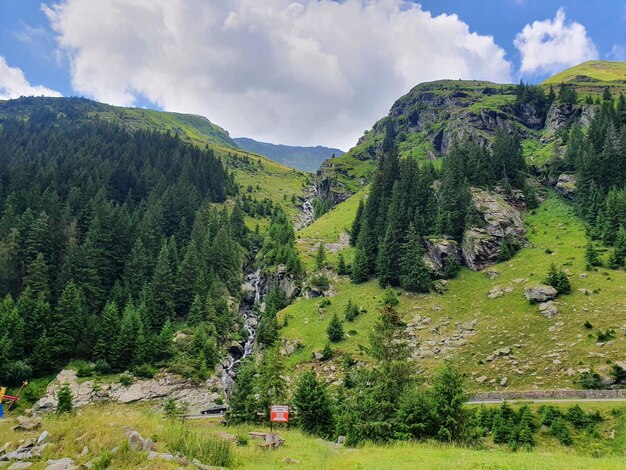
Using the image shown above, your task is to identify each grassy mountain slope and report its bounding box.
[543,60,626,85]
[234,137,344,172]
[316,61,626,206]
[0,96,309,220]
[284,192,626,391]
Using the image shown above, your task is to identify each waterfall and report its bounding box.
[222,268,263,397]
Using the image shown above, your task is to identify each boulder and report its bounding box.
[127,431,145,452]
[485,269,500,279]
[423,238,461,276]
[525,285,558,303]
[37,431,49,445]
[240,282,256,304]
[555,173,576,200]
[147,452,174,461]
[539,301,558,318]
[45,458,73,470]
[8,464,32,470]
[462,189,527,271]
[13,416,41,431]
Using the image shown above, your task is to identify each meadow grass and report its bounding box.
[1,403,625,469]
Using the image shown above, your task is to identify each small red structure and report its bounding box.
[270,405,289,423]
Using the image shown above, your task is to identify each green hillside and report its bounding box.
[543,60,626,85]
[0,96,309,219]
[286,193,626,391]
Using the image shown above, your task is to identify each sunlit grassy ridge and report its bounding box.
[1,403,625,469]
[543,60,626,86]
[284,193,626,391]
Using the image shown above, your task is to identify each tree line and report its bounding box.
[550,92,626,265]
[349,121,531,290]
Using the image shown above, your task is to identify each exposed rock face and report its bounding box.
[265,264,300,299]
[525,285,558,303]
[555,173,576,200]
[423,238,461,276]
[35,369,223,415]
[545,102,582,139]
[461,189,527,271]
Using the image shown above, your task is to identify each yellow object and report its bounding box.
[0,387,5,400]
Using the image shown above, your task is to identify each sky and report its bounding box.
[0,1,625,150]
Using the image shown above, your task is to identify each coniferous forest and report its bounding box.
[0,109,264,385]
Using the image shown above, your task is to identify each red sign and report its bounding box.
[270,405,289,423]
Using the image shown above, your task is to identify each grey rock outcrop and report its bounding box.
[35,369,224,415]
[545,103,581,139]
[462,189,527,271]
[423,238,461,276]
[525,285,558,303]
[555,173,576,200]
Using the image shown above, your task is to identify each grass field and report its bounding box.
[283,193,626,391]
[1,403,625,469]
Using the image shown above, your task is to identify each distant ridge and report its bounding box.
[234,137,344,172]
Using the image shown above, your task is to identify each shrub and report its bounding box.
[549,418,573,446]
[311,274,330,291]
[94,359,112,375]
[596,329,615,342]
[344,299,360,322]
[163,398,189,421]
[577,371,602,390]
[544,263,571,294]
[56,383,73,414]
[132,364,156,379]
[76,362,94,378]
[322,343,333,360]
[119,373,134,386]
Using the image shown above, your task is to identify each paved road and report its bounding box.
[468,397,626,405]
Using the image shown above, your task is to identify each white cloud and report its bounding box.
[44,0,512,149]
[514,8,598,76]
[608,44,626,61]
[0,56,62,100]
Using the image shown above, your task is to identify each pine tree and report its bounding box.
[337,252,348,275]
[226,359,258,424]
[430,362,467,442]
[400,223,431,293]
[344,298,359,322]
[23,252,50,300]
[93,301,121,363]
[148,242,176,330]
[351,247,369,283]
[315,242,327,271]
[614,226,626,265]
[369,289,407,362]
[327,312,344,342]
[256,347,287,421]
[350,199,365,246]
[585,241,602,269]
[112,304,142,370]
[187,293,205,326]
[292,371,334,438]
[49,281,86,361]
[124,238,149,297]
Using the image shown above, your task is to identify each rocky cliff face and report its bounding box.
[315,80,591,209]
[461,189,528,271]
